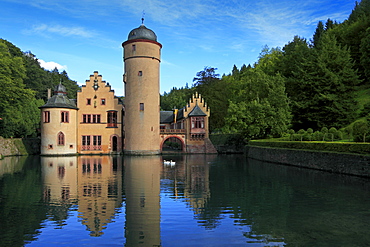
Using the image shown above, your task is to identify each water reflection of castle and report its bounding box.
[41,155,215,244]
[41,156,123,236]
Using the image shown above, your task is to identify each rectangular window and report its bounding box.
[61,111,69,123]
[87,98,91,105]
[138,71,143,76]
[43,111,50,123]
[101,99,106,105]
[83,114,100,123]
[92,114,101,123]
[93,135,102,146]
[132,44,136,51]
[82,135,101,151]
[107,111,117,127]
[140,103,144,111]
[191,117,205,129]
[82,135,91,146]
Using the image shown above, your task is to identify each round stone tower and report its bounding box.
[39,83,78,155]
[122,22,162,155]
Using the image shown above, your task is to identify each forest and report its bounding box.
[0,0,370,140]
[0,39,80,138]
[161,0,370,141]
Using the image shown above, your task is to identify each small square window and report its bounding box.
[101,99,106,105]
[138,71,143,76]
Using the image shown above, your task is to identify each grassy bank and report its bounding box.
[249,139,370,155]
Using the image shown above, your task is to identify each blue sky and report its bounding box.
[0,0,355,96]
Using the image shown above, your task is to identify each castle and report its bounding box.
[39,23,217,155]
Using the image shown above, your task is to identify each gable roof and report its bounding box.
[188,104,207,117]
[160,111,174,124]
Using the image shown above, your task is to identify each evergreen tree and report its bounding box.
[292,32,360,129]
[312,21,325,48]
[348,0,370,24]
[360,27,370,81]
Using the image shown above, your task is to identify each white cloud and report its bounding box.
[27,24,93,38]
[38,59,67,71]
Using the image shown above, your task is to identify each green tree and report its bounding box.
[0,40,42,138]
[193,67,229,131]
[255,45,282,75]
[360,27,370,81]
[223,69,291,139]
[193,66,220,86]
[312,21,325,48]
[288,32,360,130]
[160,86,194,111]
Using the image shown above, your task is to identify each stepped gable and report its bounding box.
[183,92,209,118]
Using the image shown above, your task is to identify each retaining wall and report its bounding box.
[247,145,370,178]
[0,137,40,157]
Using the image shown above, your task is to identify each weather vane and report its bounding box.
[142,10,145,24]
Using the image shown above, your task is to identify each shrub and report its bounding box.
[353,120,369,142]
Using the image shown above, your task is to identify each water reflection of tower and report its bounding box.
[124,156,161,247]
[41,156,78,223]
[77,156,123,237]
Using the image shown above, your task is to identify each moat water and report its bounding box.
[0,154,370,246]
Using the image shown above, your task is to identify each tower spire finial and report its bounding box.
[141,10,145,25]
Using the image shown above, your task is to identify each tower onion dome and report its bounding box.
[54,82,67,95]
[39,83,77,109]
[127,24,157,41]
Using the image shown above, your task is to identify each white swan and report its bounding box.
[164,160,176,166]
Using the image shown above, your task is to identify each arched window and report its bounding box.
[58,132,65,146]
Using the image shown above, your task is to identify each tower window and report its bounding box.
[140,103,144,111]
[138,71,143,76]
[61,111,69,123]
[43,111,50,123]
[132,44,136,51]
[58,132,65,145]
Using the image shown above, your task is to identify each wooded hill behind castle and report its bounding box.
[1,0,370,140]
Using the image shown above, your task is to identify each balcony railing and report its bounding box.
[160,129,185,134]
[82,145,102,151]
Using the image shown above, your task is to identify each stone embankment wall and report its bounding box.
[247,145,370,178]
[0,137,40,157]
